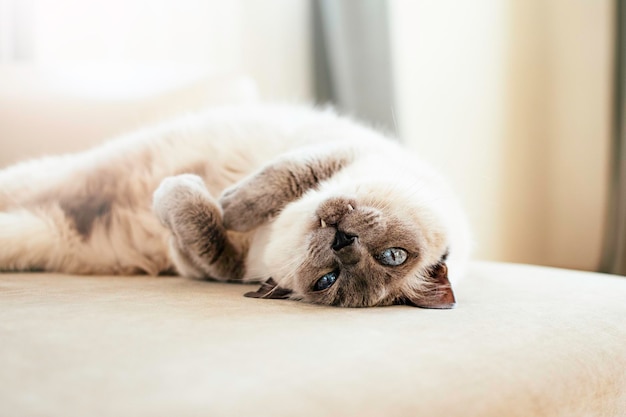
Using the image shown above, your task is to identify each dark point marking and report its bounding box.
[60,196,112,239]
[220,152,352,232]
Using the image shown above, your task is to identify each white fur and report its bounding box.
[0,105,470,295]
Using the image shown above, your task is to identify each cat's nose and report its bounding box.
[332,230,356,251]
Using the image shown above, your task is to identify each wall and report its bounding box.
[542,0,612,270]
[389,0,613,270]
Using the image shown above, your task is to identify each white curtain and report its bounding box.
[0,0,313,101]
[0,0,33,62]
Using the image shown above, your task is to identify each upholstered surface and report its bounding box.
[1,262,625,417]
[0,64,258,168]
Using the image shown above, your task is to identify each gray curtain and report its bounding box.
[601,0,626,275]
[312,0,396,134]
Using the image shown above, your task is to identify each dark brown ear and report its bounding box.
[244,278,293,300]
[398,262,456,309]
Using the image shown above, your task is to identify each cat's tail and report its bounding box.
[0,209,60,271]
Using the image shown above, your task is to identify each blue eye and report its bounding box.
[376,248,408,266]
[313,270,338,291]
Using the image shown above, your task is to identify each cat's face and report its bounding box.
[255,182,462,308]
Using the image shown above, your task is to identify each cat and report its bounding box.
[0,105,470,308]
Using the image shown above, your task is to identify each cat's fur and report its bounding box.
[0,105,470,308]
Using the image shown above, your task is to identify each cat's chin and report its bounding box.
[261,193,327,291]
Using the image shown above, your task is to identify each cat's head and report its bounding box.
[247,180,469,308]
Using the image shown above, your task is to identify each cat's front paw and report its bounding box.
[219,185,259,232]
[153,174,214,227]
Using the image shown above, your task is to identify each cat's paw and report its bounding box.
[153,174,214,227]
[219,185,259,232]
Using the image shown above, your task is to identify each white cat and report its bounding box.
[0,105,470,308]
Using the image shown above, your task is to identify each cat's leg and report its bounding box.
[0,155,74,211]
[0,202,171,275]
[153,174,248,281]
[0,208,61,271]
[219,148,353,232]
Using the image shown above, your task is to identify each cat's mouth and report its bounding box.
[317,204,362,267]
[318,202,354,229]
[315,197,360,254]
[316,197,357,228]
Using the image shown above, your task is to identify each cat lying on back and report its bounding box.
[0,105,470,308]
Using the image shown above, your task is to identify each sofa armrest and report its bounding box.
[0,63,258,168]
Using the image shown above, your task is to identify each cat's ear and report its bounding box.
[244,278,293,300]
[397,263,456,309]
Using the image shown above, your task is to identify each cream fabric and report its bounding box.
[1,262,625,417]
[0,64,258,168]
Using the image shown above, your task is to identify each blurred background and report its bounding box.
[0,0,623,275]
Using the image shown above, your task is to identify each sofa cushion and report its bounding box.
[0,261,624,416]
[0,64,258,168]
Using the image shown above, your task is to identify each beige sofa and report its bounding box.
[1,66,625,417]
[2,263,625,417]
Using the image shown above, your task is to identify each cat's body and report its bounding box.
[0,105,470,308]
